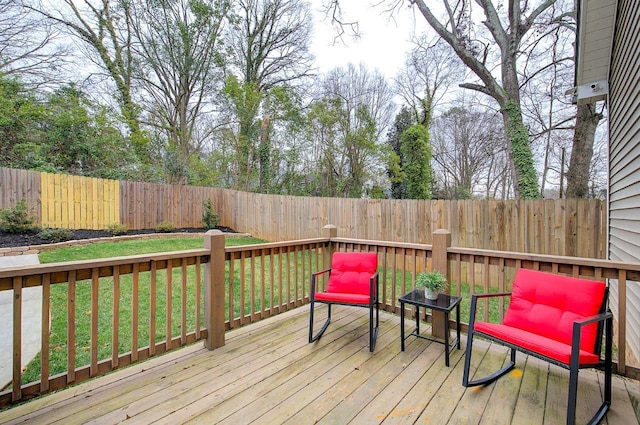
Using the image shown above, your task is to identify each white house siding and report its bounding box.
[608,0,640,362]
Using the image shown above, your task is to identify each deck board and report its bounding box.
[0,306,638,425]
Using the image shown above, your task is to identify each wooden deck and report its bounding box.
[1,306,638,425]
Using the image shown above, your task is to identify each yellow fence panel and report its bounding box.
[40,173,120,230]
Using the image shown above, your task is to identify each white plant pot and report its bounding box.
[424,287,439,300]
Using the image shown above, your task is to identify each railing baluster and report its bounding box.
[41,274,50,392]
[498,258,505,322]
[149,261,157,355]
[278,247,284,312]
[269,248,275,315]
[301,245,307,305]
[181,259,187,346]
[90,268,99,377]
[228,254,235,327]
[12,276,22,402]
[391,247,397,313]
[260,251,265,317]
[250,253,256,320]
[166,260,172,350]
[469,254,476,298]
[131,264,139,362]
[112,266,120,369]
[455,253,462,297]
[67,271,76,383]
[195,256,201,338]
[483,256,490,322]
[285,248,291,310]
[240,252,246,324]
[293,246,300,307]
[381,248,389,311]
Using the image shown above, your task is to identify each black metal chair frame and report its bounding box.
[309,268,379,352]
[462,291,613,425]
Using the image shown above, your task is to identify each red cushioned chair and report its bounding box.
[462,268,612,425]
[309,251,379,352]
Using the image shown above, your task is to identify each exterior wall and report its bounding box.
[608,0,640,362]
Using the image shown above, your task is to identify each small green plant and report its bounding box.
[202,199,219,230]
[153,221,175,233]
[105,223,128,235]
[0,198,38,234]
[38,228,72,242]
[416,270,448,292]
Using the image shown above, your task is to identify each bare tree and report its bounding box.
[1,0,69,84]
[327,0,600,199]
[517,0,603,198]
[395,35,463,127]
[24,0,146,154]
[431,106,509,198]
[307,63,396,198]
[566,103,602,197]
[129,0,230,184]
[224,0,314,191]
[406,0,568,199]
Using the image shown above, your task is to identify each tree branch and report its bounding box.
[459,82,493,97]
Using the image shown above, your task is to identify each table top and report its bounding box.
[399,289,462,312]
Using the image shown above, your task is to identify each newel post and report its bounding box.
[432,229,451,282]
[323,224,337,270]
[204,230,225,350]
[431,229,452,339]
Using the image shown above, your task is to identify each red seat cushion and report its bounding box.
[314,292,371,305]
[478,269,605,364]
[475,322,601,365]
[316,252,378,303]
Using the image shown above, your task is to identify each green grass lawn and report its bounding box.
[20,236,267,385]
[39,236,266,263]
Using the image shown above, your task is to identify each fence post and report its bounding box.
[323,224,337,270]
[204,230,225,350]
[431,229,452,339]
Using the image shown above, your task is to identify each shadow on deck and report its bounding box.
[0,306,638,425]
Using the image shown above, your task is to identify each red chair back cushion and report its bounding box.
[327,252,378,296]
[503,269,606,353]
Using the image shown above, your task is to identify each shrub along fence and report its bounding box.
[0,167,606,258]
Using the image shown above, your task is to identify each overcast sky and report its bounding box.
[310,1,418,78]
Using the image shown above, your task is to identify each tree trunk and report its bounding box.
[258,114,271,193]
[500,100,541,199]
[566,102,603,198]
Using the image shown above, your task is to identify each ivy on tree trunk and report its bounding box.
[503,101,541,199]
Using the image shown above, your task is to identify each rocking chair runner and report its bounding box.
[462,268,613,425]
[308,251,379,352]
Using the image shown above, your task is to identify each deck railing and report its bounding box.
[0,231,328,407]
[1,227,638,408]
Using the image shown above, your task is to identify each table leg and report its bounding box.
[400,301,405,351]
[456,303,461,349]
[444,311,450,367]
[415,306,420,335]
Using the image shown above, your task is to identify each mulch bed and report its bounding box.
[0,227,237,249]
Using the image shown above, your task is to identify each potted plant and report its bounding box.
[416,270,448,300]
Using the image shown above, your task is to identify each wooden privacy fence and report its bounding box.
[0,167,606,258]
[217,190,606,258]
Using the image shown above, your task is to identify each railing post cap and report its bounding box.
[323,224,337,230]
[205,229,223,236]
[434,229,451,235]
